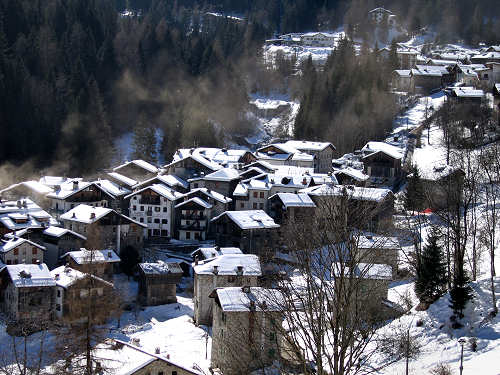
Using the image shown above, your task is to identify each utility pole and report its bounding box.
[459,338,466,375]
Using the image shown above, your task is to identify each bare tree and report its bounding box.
[264,192,400,375]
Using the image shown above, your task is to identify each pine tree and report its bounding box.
[131,114,158,163]
[415,226,448,305]
[449,269,473,322]
[405,165,425,212]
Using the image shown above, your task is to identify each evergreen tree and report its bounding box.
[131,114,158,163]
[404,165,425,212]
[415,226,448,305]
[449,269,473,321]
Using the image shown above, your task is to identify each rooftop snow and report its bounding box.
[191,247,242,260]
[211,210,280,230]
[336,262,393,280]
[139,261,183,275]
[0,180,54,195]
[114,160,159,174]
[214,287,284,312]
[357,235,400,250]
[60,205,112,224]
[175,197,212,209]
[134,174,189,190]
[300,184,392,202]
[0,237,46,253]
[334,167,369,182]
[201,168,241,182]
[362,141,404,160]
[50,265,112,289]
[63,249,120,264]
[269,193,316,208]
[283,140,335,151]
[452,87,484,98]
[93,179,131,197]
[6,263,55,288]
[107,172,138,187]
[183,188,232,204]
[43,226,87,240]
[124,183,183,201]
[194,254,261,276]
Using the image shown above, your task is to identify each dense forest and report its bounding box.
[0,0,499,176]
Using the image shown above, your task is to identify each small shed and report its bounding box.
[138,261,183,305]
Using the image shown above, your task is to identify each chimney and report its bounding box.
[262,301,268,310]
[16,200,22,208]
[302,177,307,185]
[166,354,170,360]
[155,347,160,354]
[55,274,60,280]
[72,212,76,218]
[213,265,219,275]
[242,286,250,293]
[108,251,113,258]
[194,256,199,266]
[73,181,79,190]
[90,212,96,220]
[236,266,243,275]
[249,300,256,311]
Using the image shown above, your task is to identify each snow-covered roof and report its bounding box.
[369,7,393,14]
[93,179,131,197]
[5,263,55,288]
[361,141,404,160]
[191,246,242,260]
[211,210,280,230]
[51,266,113,289]
[300,184,392,202]
[107,172,138,188]
[114,160,159,174]
[0,199,58,230]
[0,237,46,253]
[43,226,87,240]
[46,180,118,200]
[243,161,277,171]
[394,69,411,77]
[182,188,232,204]
[268,193,316,208]
[139,261,183,275]
[334,167,370,182]
[95,339,202,375]
[494,83,500,94]
[337,262,393,280]
[134,174,189,190]
[214,287,284,312]
[200,167,241,182]
[471,51,500,60]
[194,254,261,276]
[60,205,112,224]
[452,87,484,98]
[0,180,54,196]
[39,176,82,187]
[175,197,212,209]
[357,235,400,250]
[283,140,335,152]
[124,183,183,201]
[165,152,222,172]
[411,65,448,77]
[63,249,120,264]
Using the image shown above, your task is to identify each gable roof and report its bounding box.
[5,263,55,288]
[0,180,54,196]
[199,167,241,182]
[139,261,183,275]
[107,172,138,188]
[50,265,113,289]
[113,160,159,174]
[334,167,369,182]
[191,246,242,260]
[283,140,335,152]
[300,184,393,202]
[182,188,232,204]
[63,249,120,264]
[42,226,87,240]
[211,210,279,230]
[124,183,183,201]
[175,197,212,210]
[214,287,285,312]
[268,193,316,208]
[60,204,147,227]
[134,174,189,190]
[361,142,403,160]
[0,237,46,253]
[46,180,116,200]
[194,254,261,276]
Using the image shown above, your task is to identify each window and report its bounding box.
[163,207,167,212]
[56,304,61,311]
[227,275,236,283]
[154,218,160,224]
[133,196,137,200]
[155,207,160,212]
[6,260,11,265]
[133,205,137,211]
[172,371,177,375]
[57,290,61,298]
[140,206,144,211]
[161,230,168,237]
[158,372,164,375]
[253,192,258,198]
[259,203,264,209]
[162,219,168,224]
[14,248,18,255]
[147,217,152,223]
[194,183,198,188]
[253,203,257,209]
[140,218,144,223]
[186,232,191,239]
[240,202,244,208]
[260,192,264,198]
[153,229,160,236]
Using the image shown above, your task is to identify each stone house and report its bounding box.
[0,180,54,209]
[0,263,56,324]
[210,210,280,255]
[133,174,190,194]
[41,226,87,269]
[96,339,203,375]
[334,167,369,186]
[282,140,336,173]
[410,65,448,93]
[62,249,120,281]
[368,7,394,25]
[361,141,404,186]
[210,286,284,375]
[112,160,159,182]
[255,144,314,169]
[356,235,400,278]
[138,261,183,306]
[0,237,46,265]
[397,51,417,69]
[125,184,183,241]
[0,198,58,237]
[267,193,316,226]
[392,70,412,92]
[59,204,146,254]
[163,153,221,180]
[50,265,114,321]
[191,246,242,262]
[299,32,336,47]
[188,168,241,199]
[193,254,261,326]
